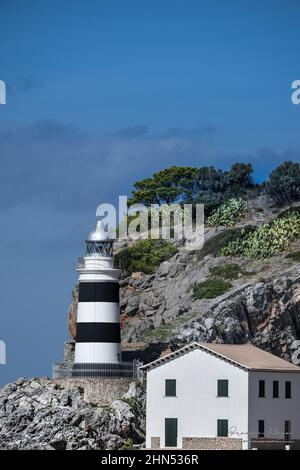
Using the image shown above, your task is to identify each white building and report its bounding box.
[141,342,300,450]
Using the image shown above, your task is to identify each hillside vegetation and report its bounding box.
[117,160,300,269]
[128,160,300,216]
[115,239,178,274]
[68,160,300,370]
[221,208,300,259]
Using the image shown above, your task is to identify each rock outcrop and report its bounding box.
[0,378,145,450]
[67,242,300,365]
[1,197,300,450]
[65,199,300,367]
[174,264,300,363]
[119,250,300,360]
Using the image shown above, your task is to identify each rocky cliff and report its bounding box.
[0,378,145,450]
[119,249,300,364]
[68,197,300,366]
[2,196,300,450]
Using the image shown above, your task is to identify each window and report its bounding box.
[259,380,265,398]
[273,380,279,398]
[217,419,228,437]
[165,418,178,447]
[165,379,176,397]
[285,381,292,399]
[258,420,265,438]
[284,421,291,442]
[217,379,229,397]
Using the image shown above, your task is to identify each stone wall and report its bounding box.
[63,340,75,363]
[250,439,300,450]
[151,437,160,449]
[182,437,243,450]
[52,378,132,406]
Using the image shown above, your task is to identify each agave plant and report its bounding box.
[207,197,247,228]
[221,209,300,259]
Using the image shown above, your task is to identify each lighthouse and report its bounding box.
[72,218,122,378]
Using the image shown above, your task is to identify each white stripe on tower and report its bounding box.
[77,302,120,324]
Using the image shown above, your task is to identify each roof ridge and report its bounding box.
[140,341,300,372]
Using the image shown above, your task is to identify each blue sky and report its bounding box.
[0,0,300,385]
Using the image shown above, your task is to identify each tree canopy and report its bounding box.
[266,161,300,206]
[128,166,197,205]
[128,161,299,215]
[129,162,254,215]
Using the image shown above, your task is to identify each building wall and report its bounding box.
[250,439,300,450]
[145,349,249,449]
[182,437,243,450]
[248,371,300,446]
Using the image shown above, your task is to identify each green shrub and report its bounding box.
[266,160,300,207]
[221,209,300,259]
[217,324,225,335]
[210,263,242,280]
[278,206,300,218]
[143,324,175,342]
[197,227,254,260]
[207,197,247,228]
[192,278,232,299]
[121,397,138,409]
[287,251,300,262]
[115,239,178,274]
[120,438,134,449]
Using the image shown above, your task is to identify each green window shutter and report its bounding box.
[217,380,229,397]
[165,418,178,447]
[285,381,292,399]
[284,420,291,442]
[259,380,265,397]
[165,379,176,397]
[273,380,279,398]
[258,420,264,438]
[217,419,228,437]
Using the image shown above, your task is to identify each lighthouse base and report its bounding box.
[52,341,142,380]
[71,361,139,379]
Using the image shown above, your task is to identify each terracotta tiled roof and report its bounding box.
[140,342,300,372]
[198,342,300,371]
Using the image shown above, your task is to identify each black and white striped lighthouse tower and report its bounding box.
[72,218,123,378]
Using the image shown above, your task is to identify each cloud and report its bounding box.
[250,147,300,181]
[255,147,300,165]
[29,119,87,143]
[6,76,43,98]
[0,120,222,211]
[1,119,297,213]
[161,126,216,138]
[111,125,149,139]
[13,76,43,92]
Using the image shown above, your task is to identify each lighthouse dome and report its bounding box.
[87,219,111,241]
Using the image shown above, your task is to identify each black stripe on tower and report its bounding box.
[76,322,121,343]
[78,282,119,303]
